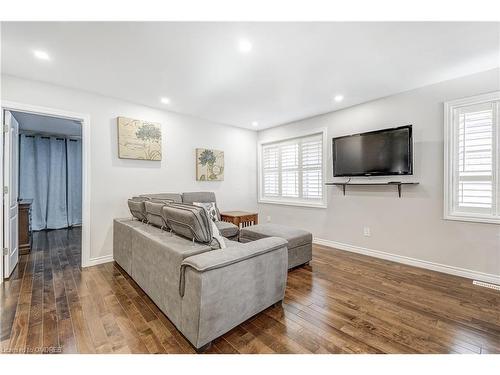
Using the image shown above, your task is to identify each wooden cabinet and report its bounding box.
[18,199,33,255]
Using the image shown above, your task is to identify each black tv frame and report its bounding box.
[332,125,413,177]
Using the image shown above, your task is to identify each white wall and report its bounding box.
[258,68,500,280]
[1,75,258,263]
[3,69,499,281]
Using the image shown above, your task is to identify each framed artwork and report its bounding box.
[196,148,224,181]
[117,117,162,160]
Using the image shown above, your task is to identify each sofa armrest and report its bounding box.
[179,237,288,349]
[180,237,287,278]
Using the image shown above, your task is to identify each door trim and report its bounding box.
[3,110,20,278]
[1,101,92,270]
[0,110,3,282]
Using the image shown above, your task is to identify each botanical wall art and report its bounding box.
[117,117,162,160]
[196,148,224,181]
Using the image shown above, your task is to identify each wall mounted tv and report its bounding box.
[332,125,413,177]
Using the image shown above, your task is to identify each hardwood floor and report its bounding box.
[1,227,500,354]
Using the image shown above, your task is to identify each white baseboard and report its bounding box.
[313,237,500,285]
[84,254,114,268]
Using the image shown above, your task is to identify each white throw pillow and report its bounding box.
[210,220,226,249]
[193,202,220,222]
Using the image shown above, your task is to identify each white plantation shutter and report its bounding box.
[456,104,494,211]
[445,92,500,223]
[302,136,323,199]
[263,145,279,196]
[260,132,325,206]
[263,172,279,196]
[281,143,299,197]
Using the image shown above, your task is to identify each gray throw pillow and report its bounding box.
[193,202,220,222]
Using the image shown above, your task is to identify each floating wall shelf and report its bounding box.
[325,182,419,198]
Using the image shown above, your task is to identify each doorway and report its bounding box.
[1,102,91,282]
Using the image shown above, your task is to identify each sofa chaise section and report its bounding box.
[239,223,312,269]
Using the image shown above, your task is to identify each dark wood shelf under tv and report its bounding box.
[325,182,419,198]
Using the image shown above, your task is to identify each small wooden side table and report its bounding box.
[220,211,258,228]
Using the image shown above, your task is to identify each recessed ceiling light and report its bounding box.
[33,50,50,61]
[252,121,259,127]
[160,97,170,104]
[238,39,252,53]
[334,95,344,102]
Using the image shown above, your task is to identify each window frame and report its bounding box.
[258,128,327,208]
[444,91,500,224]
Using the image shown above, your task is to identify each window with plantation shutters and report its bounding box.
[260,131,326,207]
[444,92,500,224]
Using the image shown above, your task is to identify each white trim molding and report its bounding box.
[443,91,500,225]
[0,101,93,268]
[86,255,114,267]
[314,237,500,285]
[0,108,4,283]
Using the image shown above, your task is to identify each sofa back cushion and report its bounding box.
[145,200,171,229]
[140,193,183,203]
[128,196,150,222]
[162,203,213,244]
[181,192,216,205]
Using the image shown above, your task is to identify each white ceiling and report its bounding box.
[2,22,499,130]
[12,111,82,136]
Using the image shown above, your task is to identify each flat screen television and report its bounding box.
[332,125,413,177]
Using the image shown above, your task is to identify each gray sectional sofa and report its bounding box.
[114,192,288,351]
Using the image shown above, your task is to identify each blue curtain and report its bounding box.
[67,139,82,226]
[19,134,82,231]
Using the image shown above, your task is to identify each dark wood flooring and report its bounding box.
[1,228,500,354]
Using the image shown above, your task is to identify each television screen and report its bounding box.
[332,125,413,177]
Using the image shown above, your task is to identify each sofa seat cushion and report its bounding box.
[215,221,239,239]
[113,218,214,284]
[133,222,213,258]
[239,224,312,249]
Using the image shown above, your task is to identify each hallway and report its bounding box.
[1,229,81,353]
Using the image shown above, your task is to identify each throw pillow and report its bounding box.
[210,220,226,249]
[193,202,220,222]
